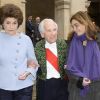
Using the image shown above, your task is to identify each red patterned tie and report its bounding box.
[46,48,59,72]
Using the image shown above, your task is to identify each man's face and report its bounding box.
[28,16,32,21]
[43,21,58,44]
[36,17,40,23]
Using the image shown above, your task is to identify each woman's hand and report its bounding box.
[18,72,30,80]
[82,78,91,86]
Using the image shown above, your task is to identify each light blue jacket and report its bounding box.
[0,32,38,91]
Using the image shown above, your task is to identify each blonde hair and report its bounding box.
[70,11,97,40]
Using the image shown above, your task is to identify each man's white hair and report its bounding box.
[39,18,58,34]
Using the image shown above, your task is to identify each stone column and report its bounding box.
[0,0,26,33]
[19,0,26,33]
[71,0,87,15]
[85,0,91,10]
[55,0,70,39]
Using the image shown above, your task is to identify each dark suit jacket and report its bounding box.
[34,23,42,41]
[26,20,34,38]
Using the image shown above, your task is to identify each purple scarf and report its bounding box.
[67,33,100,80]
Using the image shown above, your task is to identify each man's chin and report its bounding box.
[48,40,56,44]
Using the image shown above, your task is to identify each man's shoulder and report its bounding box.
[57,39,66,42]
[35,39,45,48]
[57,39,70,50]
[57,39,67,46]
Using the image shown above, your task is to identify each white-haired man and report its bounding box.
[35,18,68,100]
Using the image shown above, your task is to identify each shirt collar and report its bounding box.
[45,41,56,48]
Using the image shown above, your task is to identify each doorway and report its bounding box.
[88,0,100,27]
[26,0,55,21]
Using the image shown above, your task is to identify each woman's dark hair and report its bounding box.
[0,4,23,27]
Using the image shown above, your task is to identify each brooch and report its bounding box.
[83,40,87,46]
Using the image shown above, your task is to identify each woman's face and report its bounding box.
[3,17,18,35]
[71,19,86,36]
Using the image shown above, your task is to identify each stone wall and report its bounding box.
[0,0,88,38]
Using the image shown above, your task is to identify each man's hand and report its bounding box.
[32,30,34,33]
[27,60,38,68]
[64,65,67,69]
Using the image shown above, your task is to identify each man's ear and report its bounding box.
[41,33,44,38]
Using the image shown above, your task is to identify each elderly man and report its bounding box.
[35,18,68,100]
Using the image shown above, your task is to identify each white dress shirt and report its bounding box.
[45,41,60,79]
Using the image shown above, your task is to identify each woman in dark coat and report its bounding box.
[65,11,100,100]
